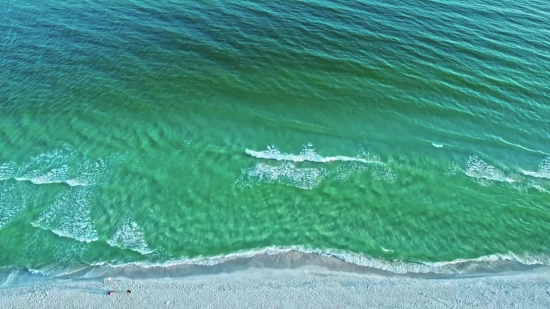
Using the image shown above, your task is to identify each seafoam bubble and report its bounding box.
[371,163,397,182]
[107,215,154,255]
[448,155,550,191]
[539,157,550,177]
[0,181,33,230]
[445,161,460,176]
[522,156,550,180]
[240,145,396,189]
[67,156,121,186]
[330,161,369,181]
[462,156,514,186]
[235,162,328,190]
[511,178,549,193]
[32,186,98,243]
[245,144,377,164]
[16,149,71,181]
[24,165,71,186]
[334,150,396,182]
[12,148,122,187]
[0,162,17,180]
[526,180,548,193]
[117,245,550,275]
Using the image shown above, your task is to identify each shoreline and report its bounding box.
[2,250,550,288]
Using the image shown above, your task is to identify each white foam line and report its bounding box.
[27,264,91,279]
[14,177,88,187]
[521,170,550,179]
[47,228,98,243]
[463,156,515,184]
[3,148,125,188]
[29,225,98,243]
[521,157,550,180]
[245,149,378,164]
[98,246,550,275]
[463,173,516,184]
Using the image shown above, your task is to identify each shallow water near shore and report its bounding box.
[1,0,549,281]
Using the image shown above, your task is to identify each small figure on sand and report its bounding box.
[127,290,132,295]
[108,291,113,296]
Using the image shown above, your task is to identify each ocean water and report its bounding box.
[1,0,549,279]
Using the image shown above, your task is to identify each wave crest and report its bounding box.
[238,145,396,189]
[109,246,550,276]
[245,145,381,164]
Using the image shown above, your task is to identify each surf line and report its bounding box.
[245,149,377,164]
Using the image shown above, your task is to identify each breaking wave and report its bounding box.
[245,145,382,164]
[99,245,550,276]
[522,156,550,180]
[1,148,122,187]
[107,215,154,255]
[31,186,98,243]
[446,156,515,186]
[237,145,396,189]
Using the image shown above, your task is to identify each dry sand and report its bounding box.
[1,266,550,309]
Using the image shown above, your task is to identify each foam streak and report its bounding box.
[245,145,380,164]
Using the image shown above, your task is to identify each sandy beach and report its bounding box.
[2,263,550,309]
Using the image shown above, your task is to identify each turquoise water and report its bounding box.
[1,0,549,276]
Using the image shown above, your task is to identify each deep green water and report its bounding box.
[1,0,549,276]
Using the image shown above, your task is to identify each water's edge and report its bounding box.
[2,248,549,288]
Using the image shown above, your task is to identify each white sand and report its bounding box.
[1,267,550,308]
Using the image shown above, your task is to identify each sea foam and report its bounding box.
[239,145,395,189]
[4,148,121,187]
[447,155,550,192]
[451,156,515,186]
[31,186,98,243]
[0,162,17,180]
[245,145,380,164]
[522,156,550,180]
[235,162,327,190]
[0,181,33,230]
[105,245,550,276]
[107,215,154,255]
